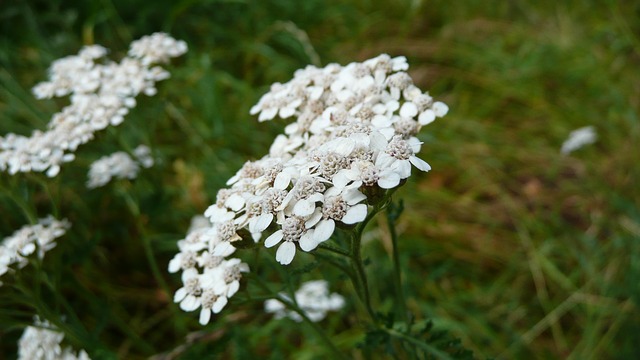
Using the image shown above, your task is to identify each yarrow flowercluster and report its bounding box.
[0,33,186,177]
[264,280,345,322]
[18,317,90,360]
[168,216,250,325]
[0,216,70,285]
[170,54,448,323]
[86,145,154,188]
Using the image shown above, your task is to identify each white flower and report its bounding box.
[375,135,430,183]
[0,216,70,283]
[307,185,367,250]
[1,33,185,177]
[265,280,344,322]
[561,126,597,154]
[171,53,449,321]
[18,317,91,360]
[264,216,317,265]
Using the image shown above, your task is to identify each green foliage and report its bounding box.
[1,0,639,359]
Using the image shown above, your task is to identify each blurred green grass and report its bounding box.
[1,0,639,358]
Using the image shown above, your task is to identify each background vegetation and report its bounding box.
[1,0,639,358]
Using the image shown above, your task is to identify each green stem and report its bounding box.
[350,228,377,322]
[387,204,409,324]
[346,190,397,324]
[118,188,173,309]
[318,242,350,256]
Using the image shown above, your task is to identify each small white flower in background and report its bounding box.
[18,317,91,360]
[561,126,597,154]
[265,280,345,322]
[0,33,186,177]
[86,145,154,188]
[0,216,70,283]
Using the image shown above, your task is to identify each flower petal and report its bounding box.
[264,230,284,248]
[250,213,273,233]
[213,296,228,313]
[293,198,317,217]
[276,242,296,265]
[313,219,335,243]
[400,102,418,118]
[299,231,319,252]
[342,204,368,224]
[432,101,449,117]
[409,156,431,172]
[418,109,436,125]
[199,308,212,325]
[378,171,400,189]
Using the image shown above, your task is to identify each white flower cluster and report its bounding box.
[0,216,70,284]
[86,145,154,188]
[0,33,186,177]
[18,317,90,360]
[264,280,345,322]
[170,54,447,323]
[168,216,250,325]
[561,126,597,154]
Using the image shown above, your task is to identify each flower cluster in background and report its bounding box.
[18,317,90,360]
[265,280,345,322]
[561,126,597,154]
[170,53,447,323]
[86,145,154,188]
[0,216,70,285]
[0,33,186,177]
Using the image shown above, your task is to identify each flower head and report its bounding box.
[1,33,186,177]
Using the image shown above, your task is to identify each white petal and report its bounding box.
[260,107,278,121]
[293,198,317,217]
[400,102,418,118]
[432,101,449,117]
[174,288,187,302]
[168,256,181,273]
[280,106,295,118]
[375,152,396,169]
[378,171,400,189]
[380,127,396,140]
[333,138,355,156]
[395,160,412,178]
[276,242,296,265]
[299,231,319,252]
[332,169,355,189]
[418,109,436,125]
[368,133,387,153]
[372,114,392,128]
[213,296,228,313]
[342,204,368,224]
[180,295,200,312]
[199,309,212,325]
[227,281,240,297]
[225,193,245,211]
[409,156,431,172]
[250,213,273,233]
[342,188,366,205]
[305,208,323,228]
[264,230,284,248]
[213,241,236,257]
[274,172,291,189]
[313,219,335,243]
